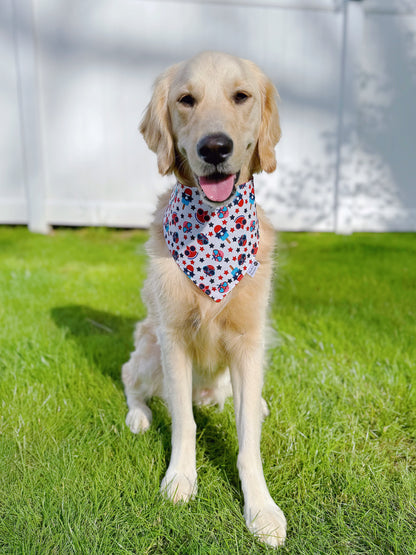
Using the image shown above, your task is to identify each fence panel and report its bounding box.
[1,0,416,232]
[339,0,416,231]
[0,0,27,224]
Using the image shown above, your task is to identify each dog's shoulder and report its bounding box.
[145,187,173,256]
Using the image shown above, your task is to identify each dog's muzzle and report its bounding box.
[197,133,233,166]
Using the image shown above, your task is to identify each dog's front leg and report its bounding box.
[230,344,287,547]
[158,328,197,503]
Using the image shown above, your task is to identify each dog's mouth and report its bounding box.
[196,172,240,204]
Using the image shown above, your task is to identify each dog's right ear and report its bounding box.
[140,66,178,175]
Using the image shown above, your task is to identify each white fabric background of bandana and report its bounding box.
[163,179,260,302]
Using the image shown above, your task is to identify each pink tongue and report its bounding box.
[199,174,235,202]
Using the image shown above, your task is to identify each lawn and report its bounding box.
[0,227,415,554]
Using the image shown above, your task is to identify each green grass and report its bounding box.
[0,227,415,554]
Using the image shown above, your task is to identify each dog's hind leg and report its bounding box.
[122,320,163,433]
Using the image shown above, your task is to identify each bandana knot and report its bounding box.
[163,179,260,302]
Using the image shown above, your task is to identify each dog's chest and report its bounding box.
[182,296,249,375]
[183,306,223,370]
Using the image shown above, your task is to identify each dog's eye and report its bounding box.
[233,91,250,104]
[178,94,196,107]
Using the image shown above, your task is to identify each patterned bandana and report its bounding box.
[163,179,260,302]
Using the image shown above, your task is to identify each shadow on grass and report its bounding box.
[51,305,241,493]
[194,406,241,494]
[149,400,241,497]
[51,304,137,384]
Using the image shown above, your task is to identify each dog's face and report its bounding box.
[140,52,281,205]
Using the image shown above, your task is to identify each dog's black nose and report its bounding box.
[197,133,233,166]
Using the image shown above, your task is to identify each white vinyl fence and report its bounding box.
[1,0,416,233]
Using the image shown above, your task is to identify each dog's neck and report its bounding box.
[163,179,260,302]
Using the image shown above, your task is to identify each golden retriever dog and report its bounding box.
[122,51,286,547]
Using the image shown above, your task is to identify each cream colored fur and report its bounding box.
[122,51,286,547]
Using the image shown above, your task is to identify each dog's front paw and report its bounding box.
[125,406,152,433]
[160,469,197,504]
[245,502,287,548]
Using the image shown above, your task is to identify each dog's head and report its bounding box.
[140,51,281,205]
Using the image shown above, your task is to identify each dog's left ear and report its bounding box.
[251,69,281,174]
[139,65,178,175]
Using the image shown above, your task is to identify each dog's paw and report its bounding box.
[160,470,197,504]
[125,406,152,433]
[245,502,287,548]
